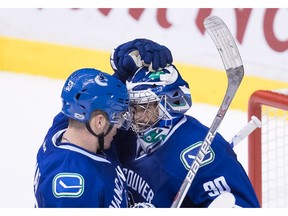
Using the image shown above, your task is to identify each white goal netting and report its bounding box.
[249,89,288,207]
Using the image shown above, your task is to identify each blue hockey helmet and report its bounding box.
[61,68,130,129]
[126,65,192,133]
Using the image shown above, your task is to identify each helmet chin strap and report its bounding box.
[85,122,113,152]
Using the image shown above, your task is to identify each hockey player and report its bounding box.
[33,68,131,207]
[110,39,260,207]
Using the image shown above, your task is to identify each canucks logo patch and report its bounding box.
[95,74,108,86]
[180,141,215,170]
[52,173,84,198]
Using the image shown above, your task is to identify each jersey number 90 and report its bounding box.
[203,176,231,197]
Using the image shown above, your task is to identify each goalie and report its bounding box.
[110,38,260,208]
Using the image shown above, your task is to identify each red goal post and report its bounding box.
[248,89,288,207]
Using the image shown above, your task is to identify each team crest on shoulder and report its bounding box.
[180,142,215,170]
[52,173,84,198]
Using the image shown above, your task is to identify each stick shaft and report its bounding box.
[230,116,262,148]
[171,15,244,208]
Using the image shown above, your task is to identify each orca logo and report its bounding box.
[52,173,84,198]
[180,142,215,170]
[95,74,108,86]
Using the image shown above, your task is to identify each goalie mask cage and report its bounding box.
[248,89,288,207]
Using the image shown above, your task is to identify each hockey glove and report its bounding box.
[110,38,173,83]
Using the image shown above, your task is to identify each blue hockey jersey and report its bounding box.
[34,112,128,208]
[112,115,260,207]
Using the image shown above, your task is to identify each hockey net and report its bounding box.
[248,89,288,207]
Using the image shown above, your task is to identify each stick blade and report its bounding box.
[204,15,243,71]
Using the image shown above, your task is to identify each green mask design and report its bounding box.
[141,128,167,144]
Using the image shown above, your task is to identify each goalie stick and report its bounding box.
[229,115,261,148]
[171,15,244,208]
[194,112,260,151]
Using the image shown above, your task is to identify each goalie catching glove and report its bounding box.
[110,38,173,83]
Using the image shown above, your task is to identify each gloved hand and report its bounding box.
[110,38,173,83]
